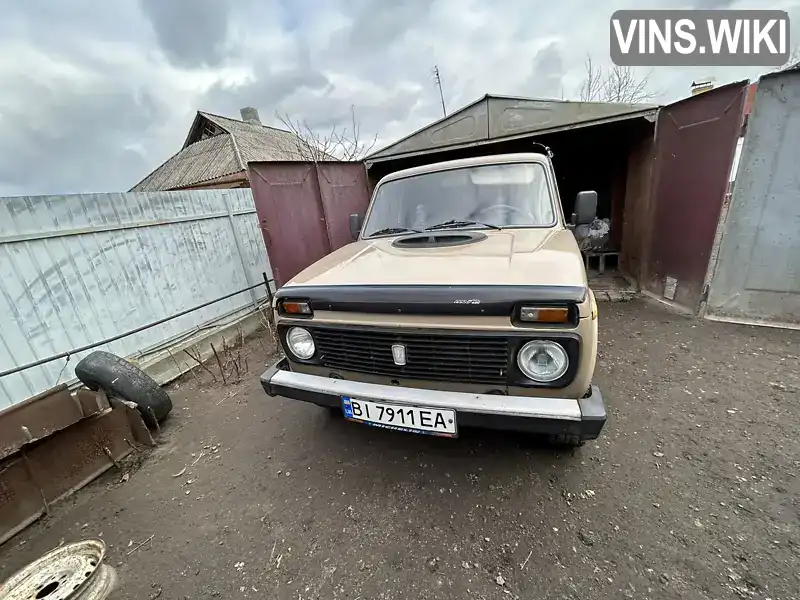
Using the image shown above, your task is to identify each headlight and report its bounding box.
[286,327,315,359]
[517,340,568,382]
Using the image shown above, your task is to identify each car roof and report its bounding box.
[377,153,550,185]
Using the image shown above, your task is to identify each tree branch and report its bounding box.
[274,107,378,162]
[579,55,660,104]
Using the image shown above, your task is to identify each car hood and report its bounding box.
[284,229,587,289]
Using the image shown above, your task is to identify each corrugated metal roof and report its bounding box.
[366,94,659,163]
[130,112,309,192]
[198,112,308,163]
[131,134,241,192]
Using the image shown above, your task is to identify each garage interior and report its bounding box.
[365,95,658,296]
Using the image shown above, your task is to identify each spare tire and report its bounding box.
[75,351,172,428]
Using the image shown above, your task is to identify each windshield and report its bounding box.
[362,162,556,238]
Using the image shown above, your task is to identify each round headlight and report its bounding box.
[286,327,315,359]
[517,340,568,382]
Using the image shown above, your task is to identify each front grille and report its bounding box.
[312,328,509,385]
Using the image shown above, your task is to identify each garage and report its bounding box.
[364,94,659,297]
[364,88,748,309]
[251,85,748,312]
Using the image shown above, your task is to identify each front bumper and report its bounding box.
[261,358,607,440]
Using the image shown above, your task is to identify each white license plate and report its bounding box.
[341,397,457,437]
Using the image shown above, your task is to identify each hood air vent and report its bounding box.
[391,231,487,248]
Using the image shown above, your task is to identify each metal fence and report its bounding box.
[0,188,272,408]
[706,68,800,326]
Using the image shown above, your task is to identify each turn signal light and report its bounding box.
[280,299,312,316]
[520,306,569,323]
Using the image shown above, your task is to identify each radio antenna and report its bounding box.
[432,65,447,117]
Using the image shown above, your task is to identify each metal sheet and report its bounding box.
[367,94,658,163]
[249,162,332,288]
[706,69,800,325]
[367,97,490,159]
[487,96,657,139]
[620,134,655,281]
[23,408,132,504]
[0,385,83,460]
[316,163,372,252]
[643,81,747,311]
[0,189,271,408]
[0,458,46,547]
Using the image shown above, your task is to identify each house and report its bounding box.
[130,108,308,192]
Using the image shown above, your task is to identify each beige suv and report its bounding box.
[261,153,606,446]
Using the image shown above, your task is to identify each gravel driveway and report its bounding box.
[1,299,798,600]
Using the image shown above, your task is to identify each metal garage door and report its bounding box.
[248,161,371,288]
[706,68,800,326]
[643,81,748,312]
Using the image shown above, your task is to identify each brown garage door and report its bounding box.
[249,161,371,288]
[644,81,748,312]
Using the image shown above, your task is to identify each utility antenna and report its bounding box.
[432,65,447,117]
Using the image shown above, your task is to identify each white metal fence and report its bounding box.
[0,188,272,408]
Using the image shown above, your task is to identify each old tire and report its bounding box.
[74,351,172,428]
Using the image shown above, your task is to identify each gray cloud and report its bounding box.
[690,0,737,8]
[1,0,798,195]
[203,68,332,117]
[528,42,566,99]
[139,0,233,68]
[0,76,166,196]
[345,0,435,52]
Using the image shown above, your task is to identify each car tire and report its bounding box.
[547,433,586,448]
[326,406,343,419]
[74,351,173,429]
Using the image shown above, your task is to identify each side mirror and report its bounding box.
[572,191,597,226]
[349,213,363,240]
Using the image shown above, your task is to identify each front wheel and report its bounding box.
[325,405,343,419]
[547,433,585,448]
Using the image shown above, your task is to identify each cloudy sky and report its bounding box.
[0,0,796,196]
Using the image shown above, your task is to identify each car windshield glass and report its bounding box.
[362,162,556,238]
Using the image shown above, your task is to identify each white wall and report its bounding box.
[0,189,272,408]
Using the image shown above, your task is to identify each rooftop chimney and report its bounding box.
[690,79,715,96]
[240,107,261,124]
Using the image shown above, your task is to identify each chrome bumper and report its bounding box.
[261,358,607,439]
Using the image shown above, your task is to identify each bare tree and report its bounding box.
[579,56,660,104]
[579,56,605,102]
[275,106,378,162]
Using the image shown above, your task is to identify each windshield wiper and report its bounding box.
[368,227,422,237]
[424,219,502,231]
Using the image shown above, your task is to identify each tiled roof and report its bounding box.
[130,111,309,192]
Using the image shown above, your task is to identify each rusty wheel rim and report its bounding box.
[0,539,117,600]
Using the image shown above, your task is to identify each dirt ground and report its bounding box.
[1,299,799,600]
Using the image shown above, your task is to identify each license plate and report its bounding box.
[341,397,457,437]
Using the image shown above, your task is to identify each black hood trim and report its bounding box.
[275,284,587,316]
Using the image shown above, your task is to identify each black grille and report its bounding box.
[312,328,509,385]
